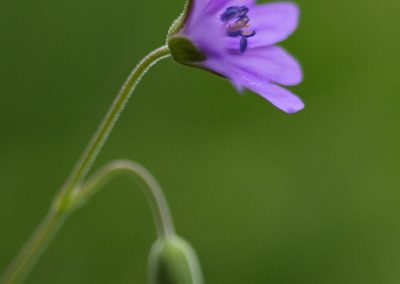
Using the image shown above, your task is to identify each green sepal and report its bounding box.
[148,235,203,284]
[167,36,206,65]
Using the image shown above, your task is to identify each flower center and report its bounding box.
[220,6,256,53]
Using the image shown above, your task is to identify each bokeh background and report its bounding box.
[1,0,400,283]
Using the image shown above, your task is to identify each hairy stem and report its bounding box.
[0,210,69,284]
[56,45,171,211]
[0,45,170,284]
[76,160,175,237]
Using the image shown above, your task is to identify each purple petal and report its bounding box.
[228,46,303,86]
[253,83,304,113]
[200,57,243,89]
[199,54,304,113]
[251,2,299,47]
[231,59,303,113]
[241,78,304,113]
[226,2,299,49]
[185,17,226,57]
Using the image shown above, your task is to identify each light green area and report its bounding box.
[1,0,400,283]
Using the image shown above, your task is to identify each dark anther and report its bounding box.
[240,36,248,53]
[220,6,249,22]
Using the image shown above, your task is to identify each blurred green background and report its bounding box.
[1,0,400,283]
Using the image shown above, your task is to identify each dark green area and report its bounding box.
[168,36,206,64]
[1,0,400,283]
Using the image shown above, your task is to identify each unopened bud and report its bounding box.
[148,235,203,284]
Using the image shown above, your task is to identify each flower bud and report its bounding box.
[148,235,203,284]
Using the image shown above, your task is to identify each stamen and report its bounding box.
[227,30,243,37]
[242,30,256,37]
[226,19,248,33]
[240,36,248,53]
[234,16,250,27]
[221,6,256,53]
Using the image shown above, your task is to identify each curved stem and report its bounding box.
[55,45,170,211]
[0,46,170,284]
[76,160,175,237]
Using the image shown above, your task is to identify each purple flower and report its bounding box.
[168,0,304,113]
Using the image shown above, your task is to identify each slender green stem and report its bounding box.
[0,46,170,284]
[0,209,69,284]
[76,160,175,237]
[56,45,171,211]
